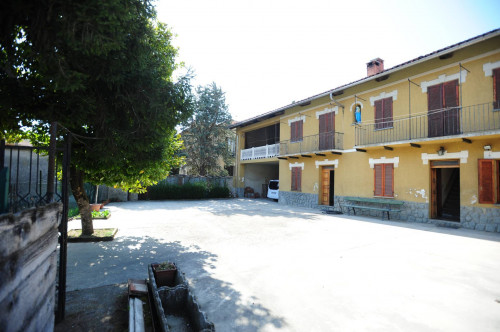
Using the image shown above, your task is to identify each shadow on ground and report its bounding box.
[64,235,286,331]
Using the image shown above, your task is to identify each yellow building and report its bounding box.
[230,29,500,232]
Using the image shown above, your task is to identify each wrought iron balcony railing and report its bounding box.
[279,132,344,156]
[355,102,500,146]
[240,143,280,161]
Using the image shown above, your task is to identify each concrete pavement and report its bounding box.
[66,199,500,331]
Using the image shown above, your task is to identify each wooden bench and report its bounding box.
[342,197,403,220]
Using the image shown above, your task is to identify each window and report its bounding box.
[494,68,500,109]
[374,97,393,129]
[374,163,393,197]
[478,159,500,204]
[291,167,302,191]
[290,120,303,142]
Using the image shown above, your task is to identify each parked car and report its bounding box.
[267,180,279,201]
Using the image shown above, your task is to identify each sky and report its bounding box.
[155,0,500,122]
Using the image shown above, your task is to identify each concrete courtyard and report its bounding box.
[66,199,500,331]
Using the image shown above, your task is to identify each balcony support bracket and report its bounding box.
[383,146,394,151]
[331,151,343,155]
[462,138,472,144]
[277,157,288,160]
[289,156,299,159]
[315,153,326,156]
[355,148,367,153]
[410,143,421,148]
[301,155,312,158]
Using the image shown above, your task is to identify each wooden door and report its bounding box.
[321,168,330,205]
[430,168,443,218]
[321,167,335,206]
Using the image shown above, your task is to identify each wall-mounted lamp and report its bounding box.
[484,145,492,151]
[437,147,445,156]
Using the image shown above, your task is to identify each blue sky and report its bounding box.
[155,0,500,121]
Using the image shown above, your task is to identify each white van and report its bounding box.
[267,180,279,201]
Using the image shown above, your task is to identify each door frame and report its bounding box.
[430,159,460,219]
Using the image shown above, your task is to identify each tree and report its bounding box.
[0,0,193,235]
[181,83,234,176]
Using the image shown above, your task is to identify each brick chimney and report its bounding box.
[367,58,384,77]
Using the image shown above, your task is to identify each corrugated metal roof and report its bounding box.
[230,28,500,129]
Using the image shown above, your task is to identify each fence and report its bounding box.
[0,138,71,323]
[279,132,344,156]
[1,143,63,213]
[355,102,500,146]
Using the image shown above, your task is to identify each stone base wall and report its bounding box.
[0,203,62,332]
[279,191,319,209]
[335,196,500,233]
[461,206,500,233]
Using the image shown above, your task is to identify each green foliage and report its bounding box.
[156,262,176,271]
[181,83,234,176]
[68,207,80,219]
[207,185,231,198]
[92,210,110,218]
[0,0,193,193]
[70,209,111,219]
[0,0,194,234]
[148,181,230,200]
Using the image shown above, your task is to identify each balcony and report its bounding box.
[279,132,344,156]
[240,143,280,161]
[355,102,500,146]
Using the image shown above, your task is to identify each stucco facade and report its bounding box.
[231,30,500,232]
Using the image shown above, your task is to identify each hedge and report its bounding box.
[148,181,231,200]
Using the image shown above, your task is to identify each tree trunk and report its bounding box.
[70,165,93,235]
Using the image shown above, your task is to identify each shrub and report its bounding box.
[148,181,231,200]
[207,185,230,198]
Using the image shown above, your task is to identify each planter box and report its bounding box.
[152,263,177,287]
[148,264,214,332]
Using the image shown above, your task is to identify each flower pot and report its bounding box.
[152,263,177,287]
[90,203,101,212]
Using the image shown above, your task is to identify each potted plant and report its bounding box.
[152,262,177,287]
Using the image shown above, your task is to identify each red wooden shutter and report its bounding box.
[384,164,394,197]
[319,114,326,134]
[383,97,393,128]
[443,80,459,108]
[298,120,303,141]
[374,100,383,129]
[374,164,383,196]
[428,84,444,137]
[428,84,442,110]
[297,168,302,192]
[291,122,296,141]
[291,167,296,191]
[478,159,495,204]
[494,68,500,109]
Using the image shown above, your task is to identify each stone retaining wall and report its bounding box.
[0,203,61,332]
